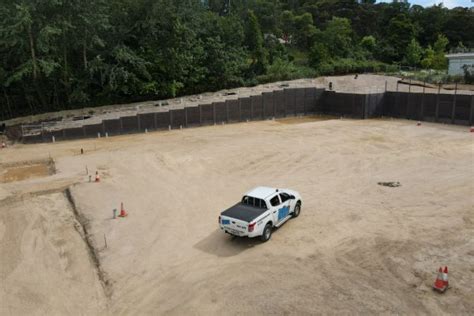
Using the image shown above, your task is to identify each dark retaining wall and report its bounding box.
[21,87,472,143]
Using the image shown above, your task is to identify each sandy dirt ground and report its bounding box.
[1,117,473,315]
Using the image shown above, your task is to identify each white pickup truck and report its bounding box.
[218,187,302,242]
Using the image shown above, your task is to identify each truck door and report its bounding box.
[268,194,281,224]
[278,193,292,221]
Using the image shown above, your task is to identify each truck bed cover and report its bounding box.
[221,203,267,223]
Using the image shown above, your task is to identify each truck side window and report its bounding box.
[270,195,280,207]
[280,193,290,203]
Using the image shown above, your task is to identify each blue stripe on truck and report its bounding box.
[278,206,290,221]
[222,219,230,225]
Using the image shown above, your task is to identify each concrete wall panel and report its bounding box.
[226,99,240,122]
[284,88,296,115]
[121,116,139,133]
[262,92,274,118]
[200,104,214,125]
[186,106,200,126]
[240,97,252,120]
[156,112,170,129]
[274,90,285,117]
[454,94,470,121]
[83,123,103,137]
[214,102,227,123]
[104,119,121,135]
[295,88,305,114]
[170,109,186,128]
[139,113,155,131]
[251,95,263,119]
[63,127,84,139]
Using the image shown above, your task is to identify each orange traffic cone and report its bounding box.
[95,171,100,182]
[118,202,128,217]
[433,266,448,293]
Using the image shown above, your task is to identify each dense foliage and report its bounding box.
[1,0,472,120]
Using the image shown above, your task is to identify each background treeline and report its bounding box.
[1,0,473,120]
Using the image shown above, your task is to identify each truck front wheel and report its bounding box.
[261,224,272,242]
[292,203,301,218]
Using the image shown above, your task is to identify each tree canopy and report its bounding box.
[1,0,472,120]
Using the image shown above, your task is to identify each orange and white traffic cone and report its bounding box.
[95,171,100,182]
[118,202,128,217]
[433,266,449,293]
[417,121,421,126]
[1,141,6,148]
[470,126,474,133]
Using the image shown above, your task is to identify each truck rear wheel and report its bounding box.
[261,224,272,242]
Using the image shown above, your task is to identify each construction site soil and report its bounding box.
[1,115,473,315]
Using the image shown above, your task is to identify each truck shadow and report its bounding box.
[193,229,262,257]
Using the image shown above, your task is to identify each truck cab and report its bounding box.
[219,187,302,242]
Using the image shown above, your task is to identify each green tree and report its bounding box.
[322,17,353,59]
[360,36,376,53]
[404,38,423,67]
[432,34,449,70]
[421,45,435,69]
[246,10,268,75]
[309,42,330,68]
[386,14,417,61]
[292,12,317,50]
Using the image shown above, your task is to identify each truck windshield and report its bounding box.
[241,196,267,209]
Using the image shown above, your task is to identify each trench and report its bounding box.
[64,188,112,299]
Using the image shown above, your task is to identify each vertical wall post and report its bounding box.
[406,79,411,119]
[352,93,356,116]
[199,105,202,125]
[273,92,276,118]
[137,115,141,131]
[303,89,306,115]
[469,94,474,126]
[169,110,173,128]
[119,117,123,133]
[420,80,425,121]
[102,120,106,135]
[238,99,242,122]
[154,112,157,129]
[396,82,400,118]
[250,98,254,120]
[185,107,188,127]
[451,82,457,124]
[363,94,368,119]
[294,89,297,116]
[226,101,229,122]
[213,103,216,124]
[435,84,440,122]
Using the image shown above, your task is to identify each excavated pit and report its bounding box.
[0,159,55,183]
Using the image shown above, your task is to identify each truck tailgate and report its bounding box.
[220,215,248,236]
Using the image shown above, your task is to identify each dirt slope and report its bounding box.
[0,193,106,315]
